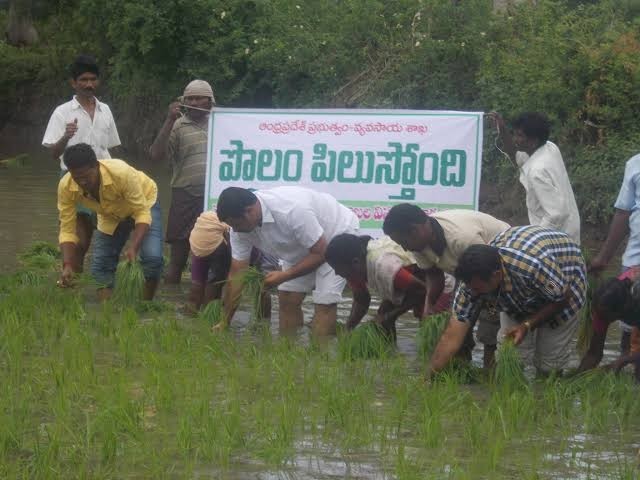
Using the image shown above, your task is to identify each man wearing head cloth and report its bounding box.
[149,79,216,283]
[188,210,280,314]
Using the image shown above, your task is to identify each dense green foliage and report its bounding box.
[2,0,640,226]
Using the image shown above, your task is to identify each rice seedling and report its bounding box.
[136,300,173,314]
[492,340,528,390]
[434,358,484,384]
[337,321,393,361]
[237,266,266,321]
[112,260,145,306]
[18,241,59,271]
[417,312,449,359]
[199,300,224,326]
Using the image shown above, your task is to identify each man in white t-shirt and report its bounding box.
[216,186,359,335]
[489,111,580,244]
[42,54,121,272]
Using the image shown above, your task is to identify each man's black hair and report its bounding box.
[70,55,100,80]
[63,143,99,170]
[512,112,550,145]
[217,187,258,222]
[454,244,502,283]
[593,277,631,317]
[325,234,372,268]
[382,203,427,235]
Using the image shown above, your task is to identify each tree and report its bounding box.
[5,0,38,46]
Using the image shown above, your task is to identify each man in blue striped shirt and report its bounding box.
[429,226,586,376]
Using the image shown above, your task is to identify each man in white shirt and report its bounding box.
[42,54,121,271]
[216,186,359,335]
[489,111,580,244]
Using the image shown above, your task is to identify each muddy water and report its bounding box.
[0,149,632,479]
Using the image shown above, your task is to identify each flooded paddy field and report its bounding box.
[1,156,638,479]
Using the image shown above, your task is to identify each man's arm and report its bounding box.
[149,102,181,162]
[506,290,570,344]
[263,236,328,288]
[346,289,371,330]
[590,209,630,272]
[123,175,153,260]
[217,258,250,330]
[124,223,150,262]
[424,268,445,315]
[577,331,606,373]
[428,314,472,374]
[57,179,80,284]
[47,119,78,161]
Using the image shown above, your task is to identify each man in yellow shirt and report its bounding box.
[57,143,163,300]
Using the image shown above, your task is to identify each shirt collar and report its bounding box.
[499,256,513,294]
[67,160,112,192]
[71,95,103,111]
[257,194,274,224]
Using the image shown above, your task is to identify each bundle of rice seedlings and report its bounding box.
[338,322,393,361]
[18,241,59,271]
[112,260,145,305]
[577,275,599,355]
[434,358,484,385]
[493,340,528,390]
[417,312,449,359]
[137,300,172,314]
[238,266,265,321]
[199,300,224,326]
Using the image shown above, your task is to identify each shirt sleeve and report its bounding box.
[453,283,483,323]
[531,254,566,303]
[528,168,570,232]
[105,107,121,149]
[229,231,253,262]
[57,176,79,244]
[167,125,179,167]
[288,207,324,250]
[42,109,65,147]
[393,267,416,291]
[614,159,639,211]
[125,173,152,226]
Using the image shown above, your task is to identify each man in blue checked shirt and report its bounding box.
[428,225,587,377]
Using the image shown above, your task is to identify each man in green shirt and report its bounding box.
[149,79,215,283]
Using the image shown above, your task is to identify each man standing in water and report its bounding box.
[149,80,215,283]
[488,111,580,244]
[215,186,359,336]
[42,54,122,272]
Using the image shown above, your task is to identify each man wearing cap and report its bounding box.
[149,79,215,283]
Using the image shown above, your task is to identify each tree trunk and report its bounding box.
[6,0,39,46]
